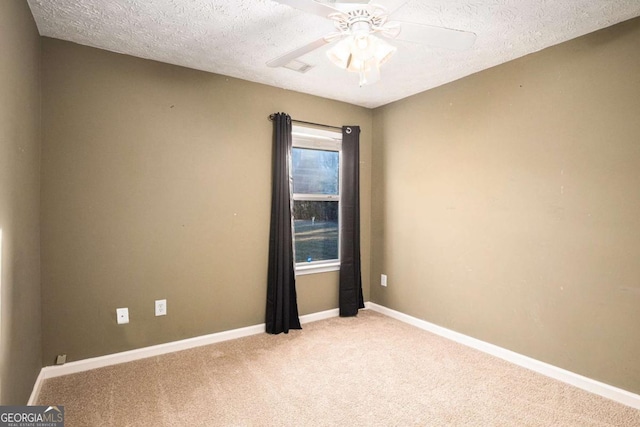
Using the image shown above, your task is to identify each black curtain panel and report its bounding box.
[265,113,302,334]
[339,126,365,317]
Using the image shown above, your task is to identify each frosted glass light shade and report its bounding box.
[326,34,397,75]
[326,37,353,69]
[371,35,396,65]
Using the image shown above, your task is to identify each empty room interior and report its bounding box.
[1,0,640,424]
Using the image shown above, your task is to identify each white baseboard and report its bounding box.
[367,302,640,410]
[35,302,637,411]
[39,323,267,382]
[29,307,343,404]
[300,307,339,324]
[27,369,45,405]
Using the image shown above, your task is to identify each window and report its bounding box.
[291,125,341,275]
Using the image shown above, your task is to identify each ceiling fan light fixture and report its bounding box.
[326,37,353,69]
[355,35,369,49]
[326,33,396,84]
[369,34,397,66]
[269,0,478,87]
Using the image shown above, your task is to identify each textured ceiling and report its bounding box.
[27,0,640,108]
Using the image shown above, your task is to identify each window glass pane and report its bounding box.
[292,148,339,195]
[293,201,339,263]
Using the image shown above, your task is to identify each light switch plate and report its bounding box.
[381,274,387,287]
[116,307,129,324]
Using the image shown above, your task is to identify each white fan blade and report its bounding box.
[324,32,344,43]
[267,38,330,68]
[380,21,401,39]
[274,0,340,18]
[393,22,476,50]
[382,0,409,15]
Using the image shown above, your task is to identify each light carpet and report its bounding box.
[36,310,640,426]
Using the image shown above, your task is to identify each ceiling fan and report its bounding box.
[267,0,477,86]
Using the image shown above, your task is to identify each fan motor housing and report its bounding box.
[330,7,388,34]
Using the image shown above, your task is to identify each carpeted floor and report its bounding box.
[36,310,640,426]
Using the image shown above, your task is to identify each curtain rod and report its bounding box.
[268,114,342,131]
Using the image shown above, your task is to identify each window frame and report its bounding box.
[291,125,342,276]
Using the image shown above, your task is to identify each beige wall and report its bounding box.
[0,1,42,404]
[371,17,640,394]
[40,38,372,364]
[25,9,640,397]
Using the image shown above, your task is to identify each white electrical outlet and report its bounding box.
[116,307,129,324]
[381,274,387,287]
[155,299,167,316]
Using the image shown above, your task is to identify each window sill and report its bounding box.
[295,261,340,276]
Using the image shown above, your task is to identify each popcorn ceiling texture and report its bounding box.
[27,0,640,108]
